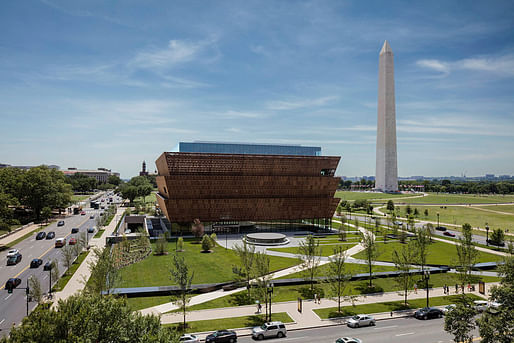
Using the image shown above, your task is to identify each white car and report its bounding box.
[336,338,362,343]
[6,249,20,258]
[474,300,489,312]
[347,314,375,328]
[179,334,199,342]
[442,304,456,314]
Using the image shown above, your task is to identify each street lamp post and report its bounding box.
[424,270,430,308]
[437,213,440,229]
[485,224,489,246]
[266,283,274,322]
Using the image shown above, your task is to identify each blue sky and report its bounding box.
[1,1,513,179]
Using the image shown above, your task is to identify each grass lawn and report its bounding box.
[268,243,358,257]
[53,250,90,291]
[352,240,502,265]
[126,295,173,311]
[395,205,514,232]
[174,272,499,312]
[477,204,514,214]
[134,192,157,204]
[314,294,483,319]
[275,262,397,279]
[394,193,514,205]
[335,191,420,202]
[71,194,90,202]
[93,229,105,239]
[118,239,299,288]
[163,312,293,333]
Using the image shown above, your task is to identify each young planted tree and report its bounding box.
[444,297,477,343]
[489,228,505,247]
[233,241,255,295]
[87,247,120,295]
[424,209,429,217]
[209,233,217,249]
[61,245,75,275]
[201,234,212,252]
[392,242,416,305]
[345,202,352,220]
[374,217,381,236]
[455,223,478,290]
[170,254,194,331]
[407,215,415,232]
[253,251,271,305]
[298,235,321,293]
[41,207,52,225]
[413,208,419,217]
[386,200,395,214]
[176,236,184,252]
[414,226,430,274]
[426,223,435,242]
[339,216,347,241]
[361,231,379,288]
[406,205,412,216]
[325,246,353,313]
[28,276,43,304]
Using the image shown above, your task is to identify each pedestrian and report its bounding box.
[314,293,318,304]
[318,295,321,304]
[414,283,417,294]
[257,302,262,314]
[455,284,458,294]
[390,311,393,317]
[467,283,471,292]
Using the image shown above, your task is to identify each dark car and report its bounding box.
[30,258,43,268]
[5,278,22,291]
[57,220,65,226]
[71,227,79,234]
[414,307,443,320]
[46,231,56,239]
[87,227,95,233]
[90,215,95,219]
[435,226,447,231]
[36,231,47,240]
[7,253,22,266]
[43,261,53,271]
[443,231,456,237]
[487,239,505,247]
[205,330,237,343]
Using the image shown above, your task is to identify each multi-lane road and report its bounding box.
[0,194,116,334]
[237,317,475,343]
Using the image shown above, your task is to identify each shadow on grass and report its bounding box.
[354,282,384,294]
[230,292,255,307]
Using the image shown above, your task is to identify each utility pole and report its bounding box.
[26,279,29,316]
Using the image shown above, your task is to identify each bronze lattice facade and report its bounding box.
[155,152,341,223]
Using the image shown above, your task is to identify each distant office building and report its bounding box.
[0,163,60,170]
[175,141,321,156]
[63,168,120,183]
[156,142,340,231]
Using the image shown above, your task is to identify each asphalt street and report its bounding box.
[0,194,116,334]
[237,317,478,343]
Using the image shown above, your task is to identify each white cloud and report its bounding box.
[266,96,338,110]
[416,54,514,77]
[416,59,450,74]
[220,110,267,118]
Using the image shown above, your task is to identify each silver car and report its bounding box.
[252,321,287,340]
[336,338,362,343]
[179,334,199,342]
[347,314,375,328]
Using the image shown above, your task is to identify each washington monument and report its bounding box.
[375,40,398,192]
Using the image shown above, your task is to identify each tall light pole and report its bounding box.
[486,224,489,246]
[266,283,274,322]
[424,270,430,308]
[437,212,440,229]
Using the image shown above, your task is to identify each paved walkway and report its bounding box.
[160,282,497,339]
[0,222,42,247]
[52,207,125,302]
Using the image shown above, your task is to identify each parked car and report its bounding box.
[30,258,43,268]
[252,321,287,340]
[474,300,489,312]
[55,238,66,248]
[336,338,362,343]
[5,278,22,291]
[6,249,20,258]
[90,215,95,219]
[205,330,237,343]
[87,227,95,233]
[7,253,22,265]
[443,231,456,237]
[71,227,79,234]
[486,239,505,247]
[179,334,200,342]
[46,231,56,240]
[69,238,77,245]
[347,314,375,328]
[80,211,86,215]
[43,261,53,271]
[414,307,443,319]
[57,220,65,226]
[442,304,456,314]
[435,226,447,231]
[36,231,47,240]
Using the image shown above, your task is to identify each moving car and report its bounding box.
[71,227,79,234]
[336,338,362,343]
[43,261,53,271]
[443,231,456,237]
[80,211,86,215]
[36,231,47,240]
[30,258,43,268]
[46,231,56,239]
[442,304,456,314]
[205,330,237,343]
[7,253,22,265]
[90,215,95,219]
[435,226,447,231]
[69,237,77,245]
[87,227,95,233]
[414,307,443,319]
[57,220,65,226]
[5,278,22,291]
[252,321,287,340]
[55,238,66,248]
[6,249,20,258]
[347,314,375,328]
[474,300,489,312]
[179,334,200,342]
[486,239,505,247]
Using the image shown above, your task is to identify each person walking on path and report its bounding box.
[314,293,318,304]
[256,302,261,314]
[414,283,417,294]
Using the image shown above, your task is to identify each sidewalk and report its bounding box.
[160,283,496,339]
[52,207,125,302]
[0,222,41,247]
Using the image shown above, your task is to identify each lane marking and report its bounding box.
[0,319,4,325]
[373,325,398,330]
[4,294,12,300]
[395,332,414,337]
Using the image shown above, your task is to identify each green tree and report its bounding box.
[413,208,419,217]
[414,226,430,273]
[386,200,395,214]
[361,231,379,288]
[120,184,139,204]
[325,246,353,313]
[345,202,352,219]
[87,247,121,295]
[201,234,212,252]
[476,254,513,343]
[41,206,52,225]
[444,297,477,343]
[155,234,168,255]
[253,251,271,305]
[176,237,184,252]
[298,235,321,293]
[489,228,505,246]
[233,241,256,296]
[455,223,478,289]
[60,245,75,275]
[392,242,416,305]
[424,208,429,217]
[374,217,381,236]
[210,233,217,249]
[170,254,194,331]
[407,215,415,232]
[107,174,122,186]
[2,293,180,343]
[28,276,43,304]
[338,216,347,241]
[406,205,412,216]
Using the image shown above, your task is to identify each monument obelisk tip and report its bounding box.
[380,40,392,55]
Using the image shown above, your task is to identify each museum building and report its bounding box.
[155,142,341,232]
